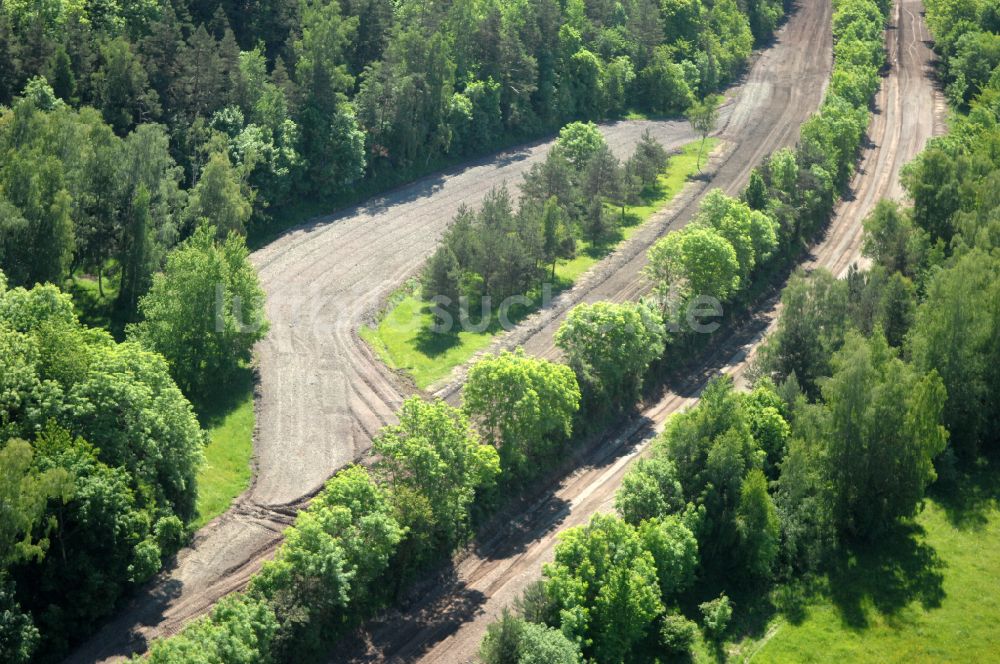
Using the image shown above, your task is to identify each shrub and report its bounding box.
[660,613,698,654]
[699,593,733,639]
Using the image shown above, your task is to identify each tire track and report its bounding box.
[66,0,916,658]
[343,1,940,661]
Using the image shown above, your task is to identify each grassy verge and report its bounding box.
[361,138,719,389]
[727,467,1000,663]
[65,271,255,529]
[192,368,256,529]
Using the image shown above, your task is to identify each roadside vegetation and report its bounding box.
[13,0,1000,662]
[475,0,1000,661]
[0,0,782,658]
[362,134,719,388]
[194,368,255,529]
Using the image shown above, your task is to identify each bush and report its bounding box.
[142,595,278,664]
[699,593,733,639]
[514,580,558,626]
[154,516,187,555]
[660,613,698,654]
[479,610,579,664]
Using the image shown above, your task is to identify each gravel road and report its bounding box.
[65,0,943,658]
[336,0,941,660]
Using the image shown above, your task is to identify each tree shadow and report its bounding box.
[930,459,1000,531]
[584,235,622,258]
[412,290,555,359]
[64,273,131,341]
[414,319,462,358]
[641,180,668,202]
[331,567,487,663]
[827,522,946,629]
[677,566,778,663]
[194,365,255,429]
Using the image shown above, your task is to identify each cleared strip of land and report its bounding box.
[68,0,850,659]
[338,0,941,660]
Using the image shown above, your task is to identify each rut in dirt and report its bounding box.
[336,0,941,661]
[67,0,865,660]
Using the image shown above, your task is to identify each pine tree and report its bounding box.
[422,245,462,316]
[48,45,75,103]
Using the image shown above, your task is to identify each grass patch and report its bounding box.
[733,467,1000,663]
[361,139,719,389]
[63,266,255,529]
[192,368,256,529]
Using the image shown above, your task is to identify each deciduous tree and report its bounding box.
[373,397,500,555]
[686,94,720,170]
[463,349,580,477]
[544,513,663,662]
[128,225,268,403]
[555,301,665,408]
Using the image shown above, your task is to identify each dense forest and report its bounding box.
[11,0,998,661]
[0,0,790,661]
[0,233,266,662]
[0,0,782,316]
[94,0,910,660]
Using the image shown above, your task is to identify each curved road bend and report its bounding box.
[64,70,712,664]
[432,0,834,395]
[69,0,854,660]
[342,0,940,661]
[66,126,697,664]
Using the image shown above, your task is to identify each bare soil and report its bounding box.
[66,0,939,659]
[334,0,942,661]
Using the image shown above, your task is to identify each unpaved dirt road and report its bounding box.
[67,128,703,664]
[431,0,834,394]
[68,0,905,658]
[340,0,940,661]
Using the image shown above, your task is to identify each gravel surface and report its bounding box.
[334,0,942,661]
[66,0,940,659]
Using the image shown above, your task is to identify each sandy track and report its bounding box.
[66,0,936,658]
[431,0,834,397]
[66,69,704,664]
[66,126,697,664]
[69,2,830,660]
[340,0,941,661]
[249,121,700,509]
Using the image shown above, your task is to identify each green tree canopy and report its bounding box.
[555,300,666,408]
[615,456,686,525]
[185,150,252,239]
[128,224,268,403]
[822,331,948,538]
[645,224,741,310]
[555,121,606,168]
[463,349,580,478]
[250,466,403,659]
[373,397,500,554]
[735,468,780,578]
[686,94,721,169]
[479,610,580,664]
[543,513,664,662]
[908,250,1000,457]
